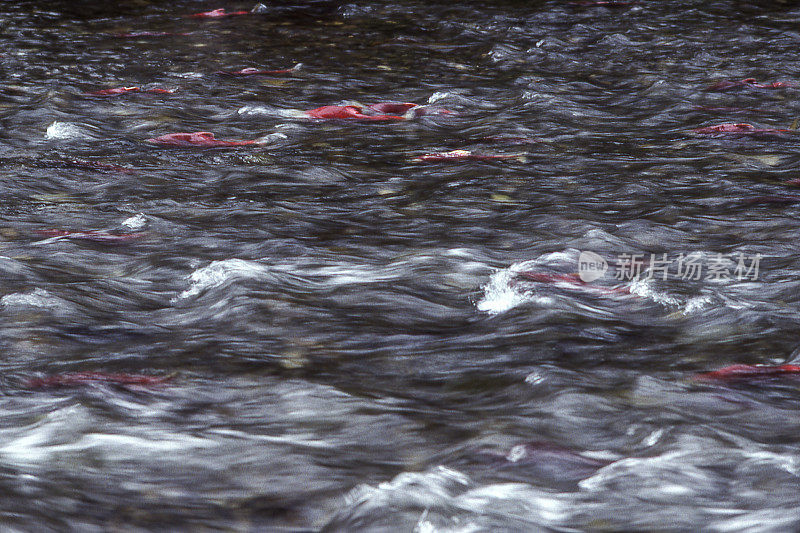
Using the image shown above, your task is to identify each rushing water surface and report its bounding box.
[3,0,800,530]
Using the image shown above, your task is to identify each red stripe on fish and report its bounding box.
[189,8,250,18]
[695,364,800,381]
[85,87,177,96]
[146,131,258,147]
[304,102,450,120]
[85,86,140,96]
[516,272,586,284]
[513,270,632,296]
[305,105,408,121]
[571,0,637,6]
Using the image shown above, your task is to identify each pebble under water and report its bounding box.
[3,0,800,530]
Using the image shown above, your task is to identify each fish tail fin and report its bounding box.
[281,109,309,119]
[403,105,426,119]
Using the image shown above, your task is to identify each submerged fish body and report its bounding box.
[691,106,768,114]
[366,102,418,115]
[515,271,585,285]
[146,131,257,147]
[368,102,452,117]
[707,78,793,91]
[305,104,408,121]
[114,31,190,38]
[412,149,520,162]
[57,159,135,173]
[26,372,173,390]
[512,270,631,296]
[693,123,791,135]
[34,229,146,243]
[85,86,140,96]
[695,364,800,381]
[85,86,176,96]
[476,135,540,145]
[570,0,637,6]
[189,8,251,18]
[736,195,800,206]
[304,102,450,121]
[216,66,296,76]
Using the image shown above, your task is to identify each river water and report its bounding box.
[3,0,800,530]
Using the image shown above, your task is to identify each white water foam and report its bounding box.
[1,288,66,311]
[177,257,416,303]
[45,121,88,140]
[476,252,586,314]
[1,408,214,466]
[476,251,721,315]
[333,466,575,531]
[344,466,471,510]
[476,266,552,314]
[122,213,147,229]
[176,259,270,300]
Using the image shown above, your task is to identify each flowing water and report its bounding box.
[3,0,800,530]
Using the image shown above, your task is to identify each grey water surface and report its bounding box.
[2,0,800,530]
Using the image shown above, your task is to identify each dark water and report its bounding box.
[3,0,800,530]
